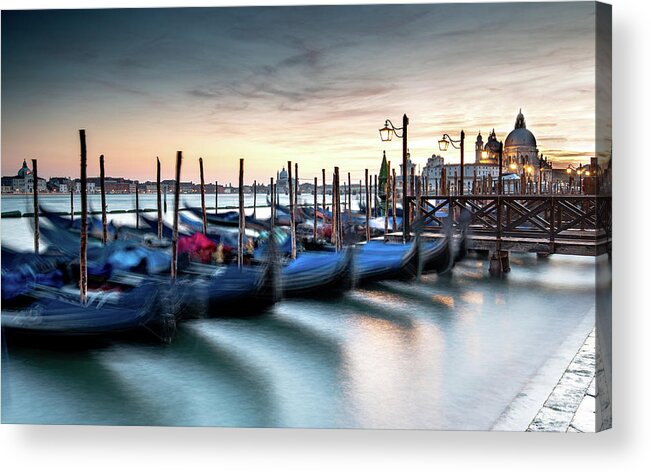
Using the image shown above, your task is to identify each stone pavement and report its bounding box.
[527,329,596,432]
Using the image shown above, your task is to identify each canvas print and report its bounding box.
[1,2,611,431]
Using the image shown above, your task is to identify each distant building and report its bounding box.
[276,167,289,192]
[47,177,73,193]
[1,160,46,193]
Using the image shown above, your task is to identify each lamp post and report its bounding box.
[439,131,465,195]
[379,114,410,241]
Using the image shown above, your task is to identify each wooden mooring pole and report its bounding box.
[157,157,162,239]
[171,151,182,281]
[365,169,370,242]
[199,157,207,235]
[238,158,245,267]
[79,130,88,304]
[99,154,107,244]
[288,161,296,259]
[294,163,299,214]
[70,185,74,222]
[374,174,378,218]
[270,177,275,229]
[392,168,397,232]
[385,161,390,236]
[135,180,140,230]
[330,171,339,250]
[322,169,326,226]
[215,181,219,215]
[313,176,318,239]
[347,172,352,217]
[253,180,257,220]
[32,159,39,253]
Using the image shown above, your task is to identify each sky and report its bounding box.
[1,2,598,184]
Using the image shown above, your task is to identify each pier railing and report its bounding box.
[410,195,611,256]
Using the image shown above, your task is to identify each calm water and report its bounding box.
[0,195,596,429]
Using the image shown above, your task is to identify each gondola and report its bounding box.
[183,258,279,316]
[281,247,353,298]
[1,280,176,343]
[353,238,420,285]
[419,238,453,274]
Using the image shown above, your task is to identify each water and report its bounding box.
[0,195,596,429]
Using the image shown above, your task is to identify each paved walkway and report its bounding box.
[527,329,596,432]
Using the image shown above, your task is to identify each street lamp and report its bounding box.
[439,131,465,195]
[379,114,410,241]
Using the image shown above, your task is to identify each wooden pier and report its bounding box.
[410,194,611,257]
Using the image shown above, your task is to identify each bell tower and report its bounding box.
[475,131,483,164]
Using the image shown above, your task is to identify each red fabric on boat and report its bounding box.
[179,233,217,263]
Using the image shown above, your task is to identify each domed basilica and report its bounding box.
[475,109,543,172]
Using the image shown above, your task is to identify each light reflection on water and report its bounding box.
[1,195,596,429]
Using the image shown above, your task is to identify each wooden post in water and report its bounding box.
[294,163,299,215]
[313,176,318,239]
[199,157,207,235]
[415,176,421,219]
[385,161,390,236]
[322,169,326,225]
[347,172,352,217]
[331,171,338,249]
[157,157,162,239]
[238,158,245,267]
[99,154,107,244]
[32,159,39,253]
[270,177,275,229]
[163,185,167,213]
[365,169,370,242]
[171,151,182,281]
[79,130,88,304]
[288,161,296,259]
[170,151,183,281]
[392,168,397,232]
[253,180,257,220]
[374,174,378,218]
[215,181,219,215]
[70,185,74,222]
[336,167,343,248]
[135,180,140,230]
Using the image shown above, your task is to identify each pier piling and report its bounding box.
[288,161,296,259]
[238,158,245,267]
[99,154,107,244]
[171,151,182,281]
[79,130,88,304]
[253,180,257,220]
[313,176,318,240]
[157,157,162,239]
[199,157,207,235]
[365,169,370,242]
[135,180,140,229]
[32,158,39,254]
[70,186,74,222]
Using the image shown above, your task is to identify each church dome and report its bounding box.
[484,129,500,152]
[505,109,536,148]
[279,167,288,179]
[17,159,31,178]
[505,128,536,148]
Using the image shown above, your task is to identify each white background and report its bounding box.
[1,0,649,470]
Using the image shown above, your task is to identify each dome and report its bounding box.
[17,159,31,178]
[279,167,288,179]
[505,127,536,148]
[505,109,536,148]
[484,129,500,152]
[485,139,501,152]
